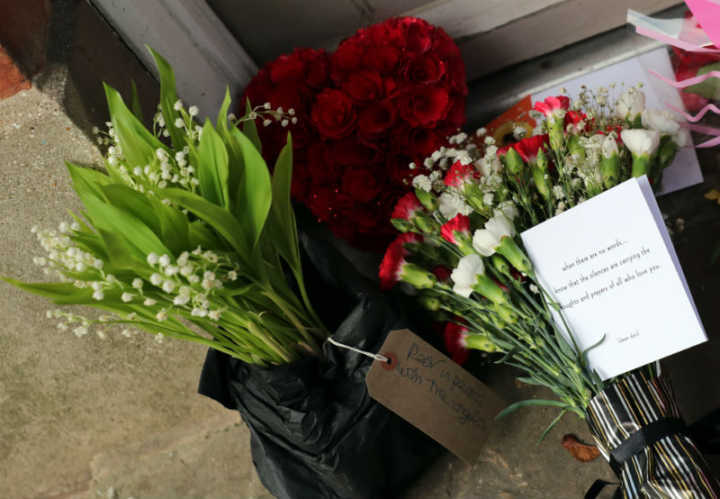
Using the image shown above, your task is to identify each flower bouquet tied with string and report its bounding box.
[381,87,720,497]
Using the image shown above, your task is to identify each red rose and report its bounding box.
[358,100,397,138]
[446,57,468,95]
[311,89,356,139]
[342,70,384,104]
[365,45,401,74]
[268,81,311,115]
[342,167,381,203]
[307,143,340,185]
[402,18,433,55]
[329,138,380,166]
[307,187,335,222]
[445,95,466,128]
[268,52,306,83]
[330,39,366,83]
[298,48,330,89]
[407,127,443,158]
[404,55,446,84]
[400,85,450,127]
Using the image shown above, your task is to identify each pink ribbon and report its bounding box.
[664,101,720,122]
[680,122,720,147]
[648,69,720,89]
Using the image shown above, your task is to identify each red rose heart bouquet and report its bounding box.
[242,17,467,248]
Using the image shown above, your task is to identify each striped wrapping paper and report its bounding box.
[586,370,720,498]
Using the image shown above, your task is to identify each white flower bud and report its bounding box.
[121,292,134,303]
[132,278,143,289]
[150,273,163,286]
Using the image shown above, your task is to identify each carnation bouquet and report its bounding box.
[382,89,720,497]
[3,50,441,499]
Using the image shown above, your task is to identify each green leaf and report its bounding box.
[151,197,189,255]
[147,47,185,150]
[216,87,232,137]
[66,162,111,206]
[538,410,568,444]
[160,188,252,264]
[263,134,300,271]
[581,333,606,363]
[129,79,144,122]
[100,184,160,234]
[243,99,262,153]
[495,399,570,420]
[97,228,147,272]
[83,195,169,258]
[195,120,230,208]
[188,220,223,251]
[515,376,551,388]
[104,83,164,168]
[1,278,93,305]
[231,128,272,248]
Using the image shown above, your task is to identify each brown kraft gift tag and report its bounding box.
[366,329,504,463]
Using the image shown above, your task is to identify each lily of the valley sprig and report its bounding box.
[4,49,328,365]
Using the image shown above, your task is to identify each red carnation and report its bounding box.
[440,214,470,244]
[311,89,356,139]
[400,86,450,127]
[534,96,570,118]
[564,110,588,133]
[444,161,478,187]
[444,322,470,365]
[392,192,423,221]
[432,266,452,282]
[379,232,423,290]
[513,134,548,163]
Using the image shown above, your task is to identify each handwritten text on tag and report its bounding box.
[366,329,503,463]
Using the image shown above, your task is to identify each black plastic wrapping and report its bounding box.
[198,223,442,499]
[586,370,720,498]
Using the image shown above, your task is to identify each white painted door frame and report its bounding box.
[89,0,258,120]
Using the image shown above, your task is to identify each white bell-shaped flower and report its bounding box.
[451,254,485,298]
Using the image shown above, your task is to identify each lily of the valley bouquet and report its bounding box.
[381,88,720,497]
[3,50,441,499]
[4,49,327,365]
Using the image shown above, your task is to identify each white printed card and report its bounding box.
[520,177,706,380]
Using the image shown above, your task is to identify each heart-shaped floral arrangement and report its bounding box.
[242,17,467,248]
